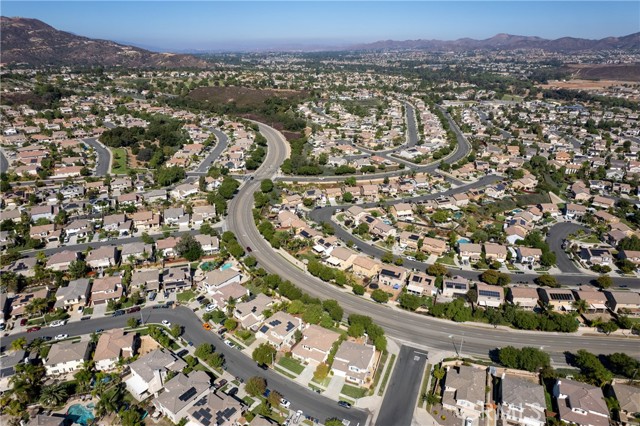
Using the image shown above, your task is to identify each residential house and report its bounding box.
[200,268,242,294]
[44,340,91,375]
[94,328,137,371]
[618,250,640,268]
[54,278,91,310]
[459,243,483,264]
[291,324,340,364]
[500,375,546,426]
[131,269,160,293]
[420,237,448,256]
[605,291,640,316]
[508,287,540,311]
[484,243,508,264]
[131,211,161,232]
[398,231,421,250]
[406,272,438,296]
[442,276,470,298]
[207,282,248,311]
[86,246,119,269]
[378,264,408,288]
[255,311,303,350]
[391,203,414,221]
[9,288,50,318]
[0,349,26,393]
[351,255,382,278]
[538,288,575,312]
[64,219,93,237]
[125,349,186,401]
[91,276,124,306]
[553,379,609,426]
[170,183,199,199]
[325,247,358,270]
[156,237,180,258]
[591,195,616,210]
[476,283,505,308]
[565,203,588,220]
[163,266,191,292]
[610,383,640,425]
[442,365,486,418]
[331,340,376,386]
[579,248,613,266]
[25,415,65,426]
[184,391,243,426]
[516,247,542,265]
[46,250,78,271]
[573,287,608,313]
[234,293,274,330]
[103,213,132,236]
[194,234,219,254]
[121,242,153,263]
[163,207,189,226]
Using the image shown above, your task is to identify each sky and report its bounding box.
[3,1,639,51]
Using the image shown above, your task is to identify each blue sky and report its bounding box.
[3,1,639,51]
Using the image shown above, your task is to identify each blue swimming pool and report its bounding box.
[220,263,233,271]
[457,238,471,244]
[66,404,95,426]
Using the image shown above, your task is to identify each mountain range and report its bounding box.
[1,16,639,69]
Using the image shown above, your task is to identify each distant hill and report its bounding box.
[0,16,208,68]
[351,32,640,52]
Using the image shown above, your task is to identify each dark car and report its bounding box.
[96,328,104,333]
[112,310,125,317]
[215,379,227,388]
[80,316,91,321]
[148,292,157,301]
[20,318,27,326]
[258,363,268,370]
[27,327,41,333]
[127,306,141,313]
[338,401,352,409]
[246,246,252,253]
[176,349,189,358]
[217,327,227,336]
[196,295,205,302]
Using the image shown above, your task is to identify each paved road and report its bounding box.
[0,150,9,174]
[83,138,111,177]
[188,129,229,175]
[546,222,589,273]
[376,346,428,426]
[2,307,367,426]
[226,121,640,365]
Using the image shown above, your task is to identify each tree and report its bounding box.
[596,275,613,289]
[10,337,26,351]
[245,376,267,397]
[599,321,618,335]
[127,317,139,328]
[25,297,49,317]
[352,284,365,295]
[342,192,353,203]
[431,210,449,223]
[573,349,613,386]
[398,293,422,311]
[176,234,204,261]
[224,318,238,331]
[427,263,448,277]
[371,289,389,303]
[535,274,559,288]
[572,299,588,315]
[480,269,500,285]
[322,299,344,322]
[267,390,282,408]
[68,260,89,279]
[120,407,144,426]
[170,324,182,338]
[313,363,330,381]
[252,343,277,366]
[260,179,274,193]
[95,385,123,418]
[540,251,556,267]
[39,382,68,407]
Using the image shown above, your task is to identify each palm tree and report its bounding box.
[39,382,68,407]
[74,365,94,394]
[10,337,26,351]
[95,385,123,418]
[572,299,589,315]
[25,297,49,317]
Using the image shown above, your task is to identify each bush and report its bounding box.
[352,285,365,295]
[371,289,389,304]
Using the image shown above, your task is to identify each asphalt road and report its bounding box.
[83,138,111,177]
[3,307,367,426]
[0,150,9,174]
[376,346,428,426]
[546,222,589,273]
[226,121,640,365]
[189,129,230,175]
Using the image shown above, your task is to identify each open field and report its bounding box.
[188,86,307,109]
[110,147,130,175]
[540,79,639,90]
[567,64,640,82]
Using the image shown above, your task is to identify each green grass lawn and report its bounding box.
[369,351,389,396]
[378,353,397,396]
[243,396,256,407]
[278,357,305,375]
[436,255,456,266]
[110,147,130,175]
[341,384,367,399]
[576,235,601,244]
[274,366,297,379]
[177,290,197,303]
[311,376,332,387]
[418,364,432,408]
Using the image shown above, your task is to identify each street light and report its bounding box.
[448,335,464,358]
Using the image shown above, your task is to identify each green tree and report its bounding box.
[170,324,182,338]
[535,274,559,287]
[252,343,277,366]
[427,263,448,277]
[39,382,68,407]
[322,299,344,322]
[95,385,123,418]
[352,284,365,295]
[596,275,613,289]
[599,321,618,335]
[313,363,330,381]
[11,337,27,351]
[573,349,613,386]
[176,234,203,261]
[224,318,238,331]
[342,192,353,203]
[245,376,267,397]
[127,317,139,328]
[398,293,422,311]
[260,179,274,193]
[371,289,389,303]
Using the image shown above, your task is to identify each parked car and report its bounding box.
[148,291,157,301]
[224,339,234,348]
[202,322,212,330]
[217,327,227,336]
[20,318,27,326]
[162,320,171,327]
[127,306,141,313]
[338,401,351,409]
[27,327,41,333]
[215,379,227,389]
[177,349,189,357]
[112,310,125,317]
[49,320,66,327]
[54,334,68,340]
[205,304,216,313]
[280,398,291,408]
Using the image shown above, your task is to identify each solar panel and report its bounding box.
[179,387,197,401]
[381,269,399,277]
[550,293,573,301]
[479,290,501,298]
[270,319,281,326]
[259,325,269,333]
[411,276,422,283]
[285,321,295,332]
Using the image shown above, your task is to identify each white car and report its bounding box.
[205,304,216,313]
[49,320,66,327]
[162,320,171,327]
[54,334,68,340]
[280,398,291,408]
[224,339,234,348]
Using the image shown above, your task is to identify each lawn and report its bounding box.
[436,255,457,266]
[278,357,305,375]
[341,384,367,399]
[311,376,332,387]
[177,290,197,303]
[274,366,297,379]
[242,396,256,407]
[576,235,600,244]
[369,351,389,396]
[110,147,130,175]
[418,364,432,408]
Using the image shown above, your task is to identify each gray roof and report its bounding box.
[444,365,486,405]
[54,278,91,308]
[129,349,185,383]
[45,341,91,366]
[155,371,210,416]
[26,415,65,426]
[0,349,26,378]
[334,340,375,371]
[611,383,640,413]
[501,375,546,420]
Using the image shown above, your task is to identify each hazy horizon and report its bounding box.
[3,1,639,52]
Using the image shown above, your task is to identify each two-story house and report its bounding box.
[331,340,376,386]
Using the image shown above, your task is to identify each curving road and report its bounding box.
[227,121,640,365]
[2,307,367,426]
[83,138,112,177]
[546,222,589,273]
[188,129,230,176]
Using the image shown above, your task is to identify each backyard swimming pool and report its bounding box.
[220,263,233,271]
[66,404,95,426]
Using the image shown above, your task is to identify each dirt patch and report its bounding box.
[539,79,638,90]
[138,335,161,355]
[566,64,640,82]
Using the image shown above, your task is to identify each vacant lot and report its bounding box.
[189,86,307,109]
[568,64,640,82]
[110,147,130,175]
